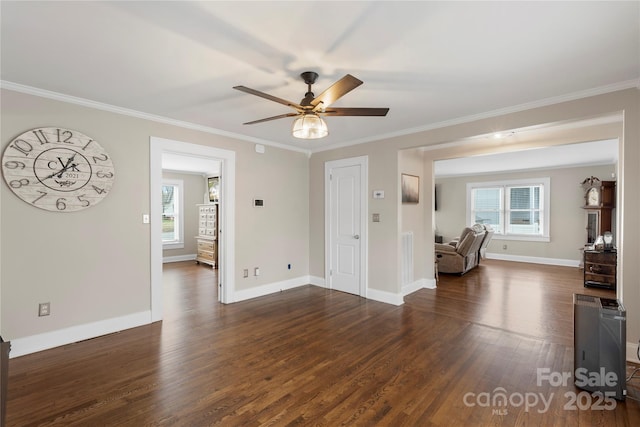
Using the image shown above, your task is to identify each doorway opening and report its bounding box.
[429,130,621,299]
[150,136,236,322]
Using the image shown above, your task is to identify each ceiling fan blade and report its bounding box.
[233,86,303,110]
[310,74,363,110]
[243,112,300,125]
[322,107,389,117]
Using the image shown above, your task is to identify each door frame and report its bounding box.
[324,156,368,297]
[150,136,236,322]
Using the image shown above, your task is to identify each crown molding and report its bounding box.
[0,80,312,155]
[2,79,636,157]
[310,79,638,154]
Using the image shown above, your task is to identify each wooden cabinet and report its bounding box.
[598,180,616,208]
[584,250,616,290]
[195,204,217,268]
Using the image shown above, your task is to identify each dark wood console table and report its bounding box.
[583,249,616,290]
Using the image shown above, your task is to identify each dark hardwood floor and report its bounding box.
[5,259,640,426]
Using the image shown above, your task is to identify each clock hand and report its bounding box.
[55,162,78,179]
[42,154,78,180]
[43,165,71,180]
[43,169,66,180]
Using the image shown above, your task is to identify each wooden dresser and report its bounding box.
[195,204,217,268]
[583,249,616,290]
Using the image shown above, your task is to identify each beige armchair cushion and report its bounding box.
[455,230,477,255]
[434,243,456,254]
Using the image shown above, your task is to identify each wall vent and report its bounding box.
[401,232,414,285]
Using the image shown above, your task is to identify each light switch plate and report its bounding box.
[373,190,385,199]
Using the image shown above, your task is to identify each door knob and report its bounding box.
[354,234,360,239]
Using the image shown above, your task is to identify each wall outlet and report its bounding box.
[254,267,260,276]
[39,302,50,317]
[243,269,249,278]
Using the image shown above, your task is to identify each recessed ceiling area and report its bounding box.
[434,139,618,178]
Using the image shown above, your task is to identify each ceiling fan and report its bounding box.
[233,71,389,139]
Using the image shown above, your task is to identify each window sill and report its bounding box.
[163,242,184,250]
[493,235,550,243]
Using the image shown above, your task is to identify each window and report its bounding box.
[162,179,184,249]
[467,178,550,241]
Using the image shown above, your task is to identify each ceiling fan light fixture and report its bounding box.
[292,113,328,139]
[235,72,387,138]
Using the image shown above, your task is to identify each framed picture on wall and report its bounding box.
[208,176,220,202]
[401,173,419,204]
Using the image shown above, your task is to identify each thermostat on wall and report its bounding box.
[253,199,264,207]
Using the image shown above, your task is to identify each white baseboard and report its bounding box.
[366,288,404,306]
[233,274,407,306]
[163,254,197,263]
[424,278,437,290]
[9,311,151,358]
[402,279,424,296]
[627,341,640,364]
[402,278,437,297]
[486,252,580,267]
[309,275,326,287]
[309,275,404,305]
[233,276,312,303]
[311,275,428,305]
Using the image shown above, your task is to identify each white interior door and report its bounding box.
[326,157,367,296]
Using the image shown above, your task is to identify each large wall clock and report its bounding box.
[2,127,115,212]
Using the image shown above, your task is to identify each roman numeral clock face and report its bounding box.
[2,127,115,212]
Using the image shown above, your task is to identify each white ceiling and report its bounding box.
[1,1,638,158]
[434,138,618,178]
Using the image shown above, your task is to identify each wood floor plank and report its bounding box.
[5,260,640,425]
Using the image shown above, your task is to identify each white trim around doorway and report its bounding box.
[150,137,236,322]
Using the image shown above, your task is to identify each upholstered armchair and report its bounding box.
[435,225,487,275]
